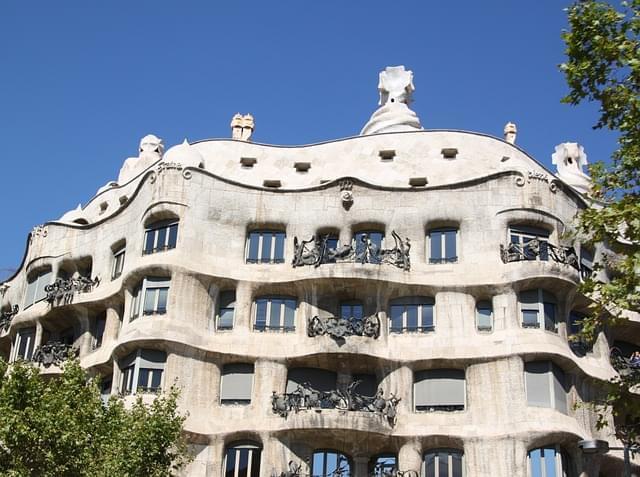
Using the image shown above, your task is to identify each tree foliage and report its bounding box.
[0,358,190,476]
[562,0,640,443]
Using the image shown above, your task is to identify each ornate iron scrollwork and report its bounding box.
[292,230,410,271]
[307,314,380,339]
[499,239,579,269]
[45,276,100,306]
[610,347,640,376]
[0,305,18,332]
[271,380,401,426]
[32,342,76,367]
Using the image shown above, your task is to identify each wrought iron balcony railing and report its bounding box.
[45,276,100,307]
[273,461,419,477]
[32,342,76,367]
[271,380,400,425]
[254,324,296,332]
[610,347,640,376]
[292,231,411,271]
[500,239,580,270]
[307,314,380,339]
[0,305,18,332]
[390,325,435,334]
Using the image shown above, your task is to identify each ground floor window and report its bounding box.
[312,450,351,477]
[527,446,569,477]
[423,449,463,477]
[224,442,261,477]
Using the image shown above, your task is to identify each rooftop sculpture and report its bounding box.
[231,113,255,141]
[117,134,165,185]
[360,66,422,136]
[551,142,591,195]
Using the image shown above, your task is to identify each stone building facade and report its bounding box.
[0,67,637,476]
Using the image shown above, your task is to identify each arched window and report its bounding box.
[246,230,286,264]
[369,454,397,477]
[423,449,464,477]
[11,327,36,362]
[130,277,170,320]
[509,225,550,261]
[143,219,179,255]
[354,230,384,264]
[519,289,557,332]
[217,290,236,331]
[524,361,568,414]
[389,297,435,333]
[24,267,52,309]
[414,369,466,412]
[312,450,351,477]
[428,227,458,264]
[253,296,296,332]
[224,441,261,477]
[476,300,493,331]
[527,446,569,477]
[119,349,166,395]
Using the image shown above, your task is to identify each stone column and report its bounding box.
[353,455,369,477]
[76,311,92,356]
[255,359,288,414]
[34,321,44,347]
[380,365,412,416]
[103,306,121,345]
[260,433,289,477]
[398,439,422,474]
[169,271,210,330]
[235,281,253,331]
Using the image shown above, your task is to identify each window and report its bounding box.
[93,314,106,349]
[12,327,36,361]
[510,226,550,261]
[224,442,261,477]
[254,297,296,332]
[414,369,465,412]
[312,450,351,477]
[580,246,594,281]
[119,349,166,395]
[220,363,254,405]
[519,289,557,332]
[428,228,458,264]
[524,361,568,413]
[24,268,52,308]
[423,449,464,477]
[527,446,569,477]
[340,301,363,320]
[370,455,397,477]
[143,219,178,255]
[217,290,236,331]
[354,231,383,264]
[476,300,493,331]
[286,368,337,394]
[130,277,170,320]
[112,246,126,279]
[100,375,112,405]
[246,230,285,263]
[389,297,435,333]
[59,327,75,346]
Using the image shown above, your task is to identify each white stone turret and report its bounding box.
[551,142,591,195]
[504,122,517,144]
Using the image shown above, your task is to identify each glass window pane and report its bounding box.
[525,362,551,408]
[370,232,383,249]
[137,368,150,390]
[167,224,178,249]
[529,448,542,477]
[544,303,556,331]
[274,233,285,261]
[438,452,449,477]
[150,369,162,390]
[522,310,539,327]
[238,448,249,477]
[35,271,52,303]
[255,299,267,329]
[144,230,155,254]
[421,304,434,329]
[451,452,463,477]
[543,447,557,477]
[430,231,442,260]
[390,305,403,332]
[157,288,168,313]
[283,300,295,330]
[248,233,260,262]
[95,317,106,347]
[425,453,436,477]
[539,240,549,261]
[143,288,157,314]
[156,227,167,251]
[406,305,418,331]
[352,304,363,320]
[260,233,273,263]
[445,230,457,260]
[250,448,261,477]
[219,309,234,329]
[269,300,282,328]
[355,232,367,256]
[225,448,236,477]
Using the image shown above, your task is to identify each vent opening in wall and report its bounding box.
[240,157,257,168]
[119,195,128,205]
[263,180,282,188]
[99,202,108,214]
[379,150,396,161]
[294,162,311,173]
[409,177,428,187]
[441,148,458,159]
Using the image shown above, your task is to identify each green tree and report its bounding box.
[561,0,640,444]
[0,358,190,476]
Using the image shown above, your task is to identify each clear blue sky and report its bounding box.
[0,1,618,278]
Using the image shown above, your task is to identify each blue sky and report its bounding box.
[0,1,618,278]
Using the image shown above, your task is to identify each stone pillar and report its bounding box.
[380,365,412,416]
[77,312,92,357]
[398,440,422,474]
[353,455,369,477]
[255,360,288,414]
[103,306,121,345]
[207,436,225,477]
[34,321,44,347]
[169,271,210,330]
[260,433,289,477]
[235,281,253,331]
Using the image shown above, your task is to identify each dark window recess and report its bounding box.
[143,220,178,255]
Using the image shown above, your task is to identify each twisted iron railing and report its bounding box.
[271,380,400,425]
[292,231,411,271]
[0,305,18,332]
[32,342,76,367]
[500,239,579,269]
[45,276,100,306]
[307,314,380,339]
